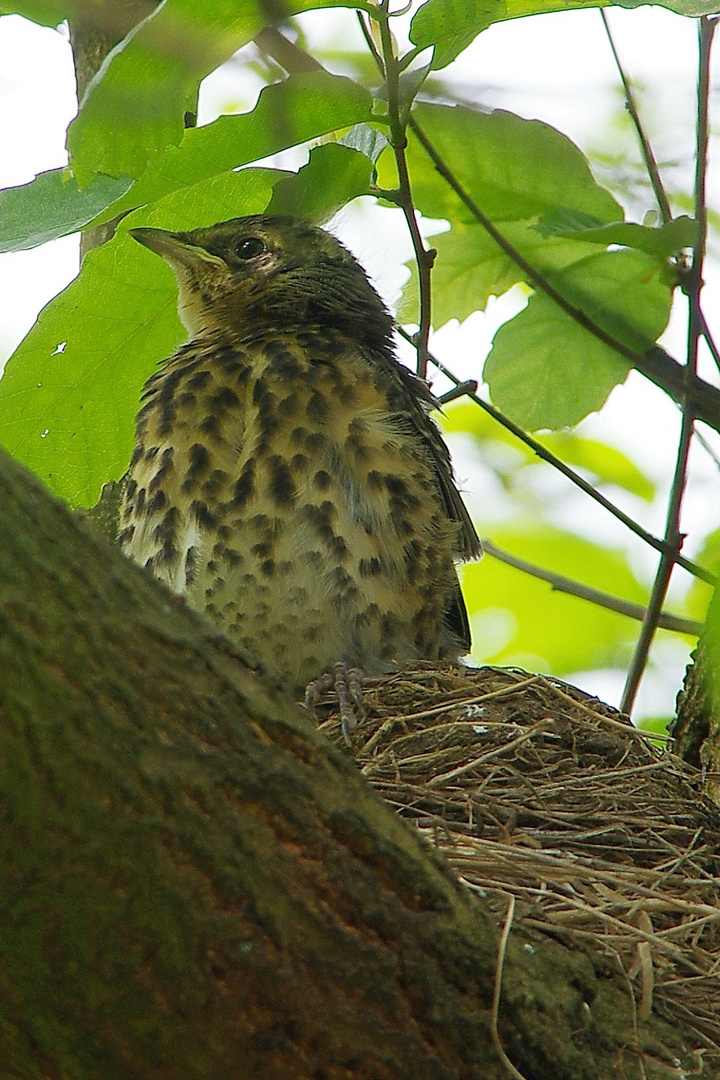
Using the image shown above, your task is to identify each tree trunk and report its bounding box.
[0,449,701,1079]
[67,0,162,260]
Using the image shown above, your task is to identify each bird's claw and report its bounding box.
[305,661,366,744]
[334,662,365,743]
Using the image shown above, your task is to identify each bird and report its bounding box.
[118,214,480,735]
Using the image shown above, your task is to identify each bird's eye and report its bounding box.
[234,236,266,260]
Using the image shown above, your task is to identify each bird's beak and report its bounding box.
[129,227,227,271]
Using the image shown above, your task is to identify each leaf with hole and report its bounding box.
[0,168,282,507]
[87,71,375,225]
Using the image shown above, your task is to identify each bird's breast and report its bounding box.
[119,332,462,688]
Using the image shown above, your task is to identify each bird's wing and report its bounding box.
[446,581,473,653]
[398,361,477,652]
[380,355,482,562]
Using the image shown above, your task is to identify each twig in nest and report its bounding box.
[491,895,529,1080]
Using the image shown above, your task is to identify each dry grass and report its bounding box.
[316,663,720,1069]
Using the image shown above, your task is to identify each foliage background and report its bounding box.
[1,0,719,725]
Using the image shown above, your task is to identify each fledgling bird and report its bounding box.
[119,215,480,732]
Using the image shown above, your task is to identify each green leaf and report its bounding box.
[397,61,435,109]
[66,0,269,187]
[89,71,375,224]
[339,123,389,164]
[0,168,281,507]
[409,0,505,69]
[536,210,698,256]
[463,525,645,674]
[0,1,67,24]
[393,106,623,324]
[392,103,622,225]
[267,143,373,222]
[484,250,672,429]
[409,0,620,69]
[617,0,720,14]
[0,169,133,254]
[403,221,602,326]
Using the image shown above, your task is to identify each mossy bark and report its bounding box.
[0,448,699,1079]
[673,582,720,804]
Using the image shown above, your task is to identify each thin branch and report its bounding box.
[600,10,673,225]
[621,17,716,715]
[481,539,703,637]
[693,425,720,474]
[437,379,478,405]
[356,9,384,71]
[366,5,434,379]
[396,326,715,585]
[408,115,720,433]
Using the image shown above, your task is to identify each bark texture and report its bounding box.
[0,448,699,1079]
[673,582,720,804]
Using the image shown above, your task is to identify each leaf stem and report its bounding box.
[620,16,717,715]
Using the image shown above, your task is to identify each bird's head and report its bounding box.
[129,215,394,351]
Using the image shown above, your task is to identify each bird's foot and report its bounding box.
[305,661,365,744]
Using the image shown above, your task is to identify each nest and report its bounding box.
[316,663,720,1067]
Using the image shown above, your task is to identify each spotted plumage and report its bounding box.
[120,215,480,712]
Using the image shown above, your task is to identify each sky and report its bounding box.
[1,3,719,717]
